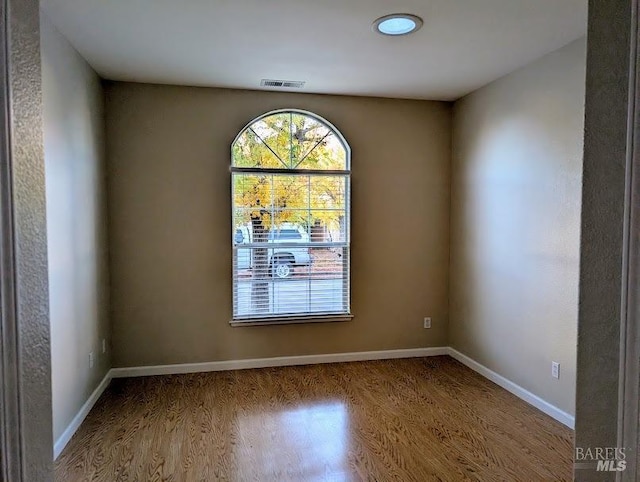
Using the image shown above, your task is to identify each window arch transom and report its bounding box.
[231,110,351,323]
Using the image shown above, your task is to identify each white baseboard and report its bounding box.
[110,347,449,378]
[55,345,573,461]
[53,370,112,460]
[111,348,574,428]
[447,348,575,429]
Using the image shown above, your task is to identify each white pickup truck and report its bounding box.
[234,224,312,278]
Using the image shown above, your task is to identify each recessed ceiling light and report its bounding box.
[373,14,423,36]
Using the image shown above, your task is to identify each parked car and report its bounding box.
[234,224,312,278]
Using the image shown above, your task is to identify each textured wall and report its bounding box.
[7,0,53,479]
[450,38,586,416]
[105,84,451,367]
[575,1,633,480]
[41,15,111,446]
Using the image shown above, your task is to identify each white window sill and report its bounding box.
[230,314,354,327]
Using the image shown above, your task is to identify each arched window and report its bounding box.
[231,110,351,323]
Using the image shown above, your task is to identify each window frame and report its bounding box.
[230,109,352,326]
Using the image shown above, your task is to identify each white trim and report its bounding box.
[447,348,575,429]
[230,314,354,327]
[55,346,574,461]
[110,347,449,378]
[53,371,112,460]
[110,347,575,428]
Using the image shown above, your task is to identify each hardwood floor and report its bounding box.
[55,356,573,481]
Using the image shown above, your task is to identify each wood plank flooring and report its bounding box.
[54,356,573,481]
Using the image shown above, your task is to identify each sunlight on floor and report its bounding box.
[237,401,349,481]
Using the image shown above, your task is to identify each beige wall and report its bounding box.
[41,15,111,443]
[450,38,586,416]
[105,84,451,367]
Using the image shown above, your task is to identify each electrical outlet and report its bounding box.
[102,338,106,354]
[89,352,95,369]
[551,361,560,379]
[423,317,432,329]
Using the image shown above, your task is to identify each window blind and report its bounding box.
[231,110,351,322]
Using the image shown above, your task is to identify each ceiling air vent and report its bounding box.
[260,79,306,89]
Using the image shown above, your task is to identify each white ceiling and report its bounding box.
[41,0,587,101]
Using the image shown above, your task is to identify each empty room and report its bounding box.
[27,0,630,480]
